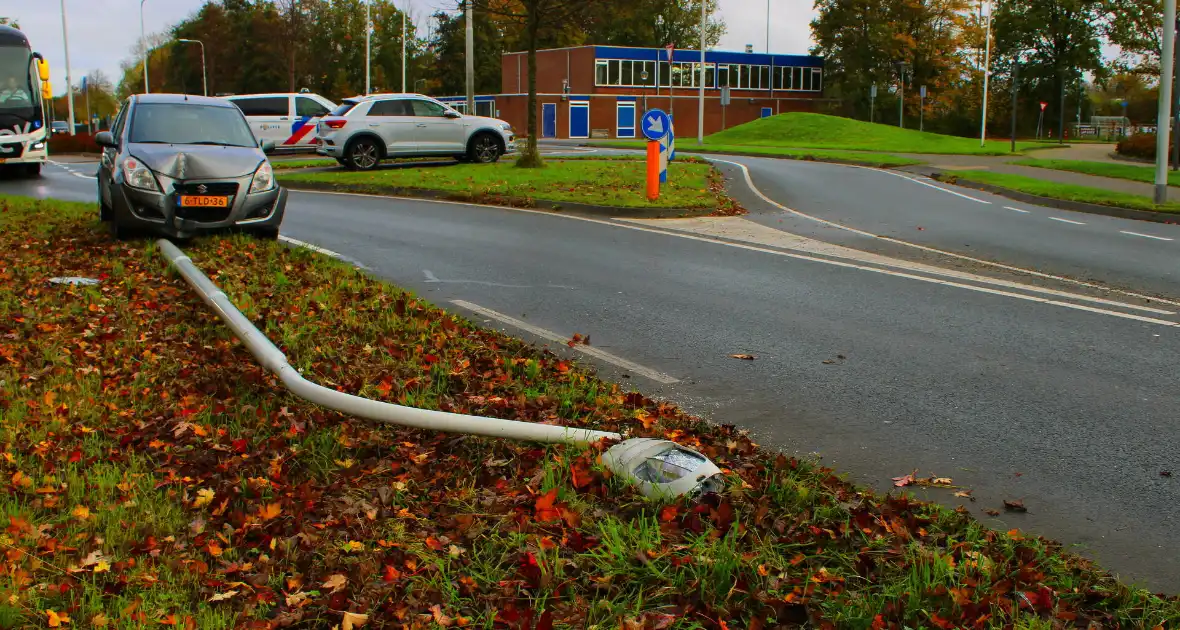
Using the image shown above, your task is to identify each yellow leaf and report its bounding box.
[47,610,70,627]
[11,471,33,489]
[259,503,281,521]
[208,590,239,602]
[91,614,109,627]
[43,391,56,407]
[207,542,223,556]
[71,505,91,521]
[93,560,110,573]
[342,612,369,630]
[193,488,215,508]
[342,541,364,553]
[321,573,347,592]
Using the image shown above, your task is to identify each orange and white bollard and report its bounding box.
[646,140,660,201]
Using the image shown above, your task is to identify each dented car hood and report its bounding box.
[129,143,265,180]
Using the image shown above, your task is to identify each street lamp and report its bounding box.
[176,39,206,96]
[894,61,907,129]
[979,0,993,147]
[140,0,150,93]
[60,0,76,136]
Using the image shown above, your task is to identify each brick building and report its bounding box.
[438,45,827,140]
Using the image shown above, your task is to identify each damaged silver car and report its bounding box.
[95,93,287,239]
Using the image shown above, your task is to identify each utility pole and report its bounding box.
[401,9,407,93]
[697,0,706,145]
[1010,61,1019,154]
[1173,15,1180,170]
[365,0,371,94]
[1057,69,1066,145]
[465,0,475,114]
[1155,0,1177,203]
[979,0,992,146]
[895,62,906,129]
[60,0,76,136]
[140,0,149,93]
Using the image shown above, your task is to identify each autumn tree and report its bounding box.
[1103,0,1163,73]
[588,0,725,49]
[431,4,506,95]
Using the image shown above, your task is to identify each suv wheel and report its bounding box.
[345,138,381,171]
[468,133,502,164]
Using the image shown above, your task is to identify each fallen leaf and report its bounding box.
[892,471,916,487]
[322,573,347,592]
[984,509,1001,516]
[729,354,756,360]
[90,614,109,627]
[342,612,369,630]
[71,505,90,521]
[259,503,281,520]
[1161,471,1173,478]
[1003,499,1028,513]
[534,489,561,523]
[952,490,973,499]
[47,610,70,627]
[193,488,215,508]
[430,604,453,627]
[92,560,111,573]
[928,477,954,487]
[208,590,239,602]
[342,541,364,553]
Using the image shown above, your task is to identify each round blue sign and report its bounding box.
[641,109,672,141]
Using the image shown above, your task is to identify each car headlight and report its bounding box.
[30,140,46,151]
[248,162,275,194]
[500,122,512,132]
[122,158,160,192]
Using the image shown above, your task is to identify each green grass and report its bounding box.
[593,140,923,167]
[2,194,1178,628]
[280,159,724,210]
[704,112,1041,155]
[1012,158,1180,187]
[271,158,339,170]
[939,170,1180,213]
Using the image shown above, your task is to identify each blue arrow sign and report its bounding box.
[641,109,672,141]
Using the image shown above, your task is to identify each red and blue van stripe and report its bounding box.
[283,116,317,145]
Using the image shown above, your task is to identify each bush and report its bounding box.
[48,132,101,155]
[1116,133,1169,160]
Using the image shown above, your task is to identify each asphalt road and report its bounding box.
[10,160,1180,592]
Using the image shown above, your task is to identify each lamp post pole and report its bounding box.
[1010,61,1019,154]
[140,0,149,93]
[465,0,475,113]
[1155,0,1177,203]
[698,0,706,145]
[365,0,371,94]
[979,0,992,146]
[177,39,206,96]
[60,0,76,135]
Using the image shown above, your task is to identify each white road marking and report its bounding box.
[1121,231,1174,242]
[1049,217,1086,225]
[1004,206,1031,214]
[423,269,440,282]
[72,172,96,180]
[292,188,1180,323]
[854,167,992,204]
[450,300,680,383]
[278,235,342,258]
[706,159,1180,308]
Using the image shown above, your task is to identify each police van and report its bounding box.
[223,91,336,151]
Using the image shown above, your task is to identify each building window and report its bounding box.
[608,60,621,85]
[621,60,633,86]
[812,68,823,92]
[793,67,803,91]
[659,61,670,87]
[758,66,770,90]
[595,60,608,86]
[718,64,729,87]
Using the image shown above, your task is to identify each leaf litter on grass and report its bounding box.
[0,194,1178,629]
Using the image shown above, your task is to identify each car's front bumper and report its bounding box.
[111,175,286,238]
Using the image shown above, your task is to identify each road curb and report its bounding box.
[930,173,1180,224]
[278,180,713,219]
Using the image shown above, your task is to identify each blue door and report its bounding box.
[569,101,590,138]
[761,107,773,118]
[616,101,636,138]
[542,103,557,138]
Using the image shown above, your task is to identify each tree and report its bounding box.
[587,0,724,49]
[430,4,505,96]
[0,17,18,29]
[1104,0,1162,73]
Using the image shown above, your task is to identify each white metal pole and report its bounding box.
[61,0,76,136]
[765,0,770,53]
[1156,0,1177,202]
[698,0,706,145]
[365,0,372,94]
[465,0,475,113]
[979,0,992,146]
[179,39,207,96]
[401,9,407,93]
[140,0,149,94]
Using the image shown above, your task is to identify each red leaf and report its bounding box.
[231,439,248,454]
[659,505,679,523]
[535,611,553,630]
[67,450,82,463]
[425,536,444,551]
[383,565,401,582]
[534,489,561,523]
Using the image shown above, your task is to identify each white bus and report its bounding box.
[0,24,50,176]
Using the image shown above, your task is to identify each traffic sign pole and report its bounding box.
[642,108,673,200]
[647,141,660,200]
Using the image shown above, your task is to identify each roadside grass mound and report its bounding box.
[1012,158,1180,187]
[279,159,743,214]
[936,170,1180,214]
[593,141,923,167]
[706,112,1041,155]
[2,194,1178,628]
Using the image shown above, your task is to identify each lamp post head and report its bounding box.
[601,438,724,499]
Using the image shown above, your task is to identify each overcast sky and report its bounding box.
[12,0,817,93]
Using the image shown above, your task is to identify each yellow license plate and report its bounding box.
[179,196,229,208]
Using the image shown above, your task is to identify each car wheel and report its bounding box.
[468,133,502,164]
[99,199,112,222]
[249,227,280,241]
[345,138,381,171]
[23,163,41,178]
[108,219,135,241]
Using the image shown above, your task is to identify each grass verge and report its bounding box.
[1,193,1177,628]
[705,113,1041,155]
[271,158,340,170]
[593,141,923,167]
[936,170,1180,214]
[1011,158,1180,187]
[279,159,742,214]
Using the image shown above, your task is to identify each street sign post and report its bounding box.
[919,85,927,132]
[870,84,877,124]
[720,86,731,130]
[642,109,673,200]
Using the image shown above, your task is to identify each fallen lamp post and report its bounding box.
[156,239,724,499]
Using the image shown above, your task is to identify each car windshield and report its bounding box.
[0,45,39,124]
[129,103,257,147]
[330,101,358,116]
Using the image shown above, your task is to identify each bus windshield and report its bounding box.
[0,45,40,125]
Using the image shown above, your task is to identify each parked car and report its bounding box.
[223,91,336,151]
[315,94,515,170]
[95,93,287,240]
[50,120,69,134]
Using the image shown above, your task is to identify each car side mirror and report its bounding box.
[94,131,116,148]
[260,140,276,154]
[444,111,462,119]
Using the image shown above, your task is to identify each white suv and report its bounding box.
[316,94,515,170]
